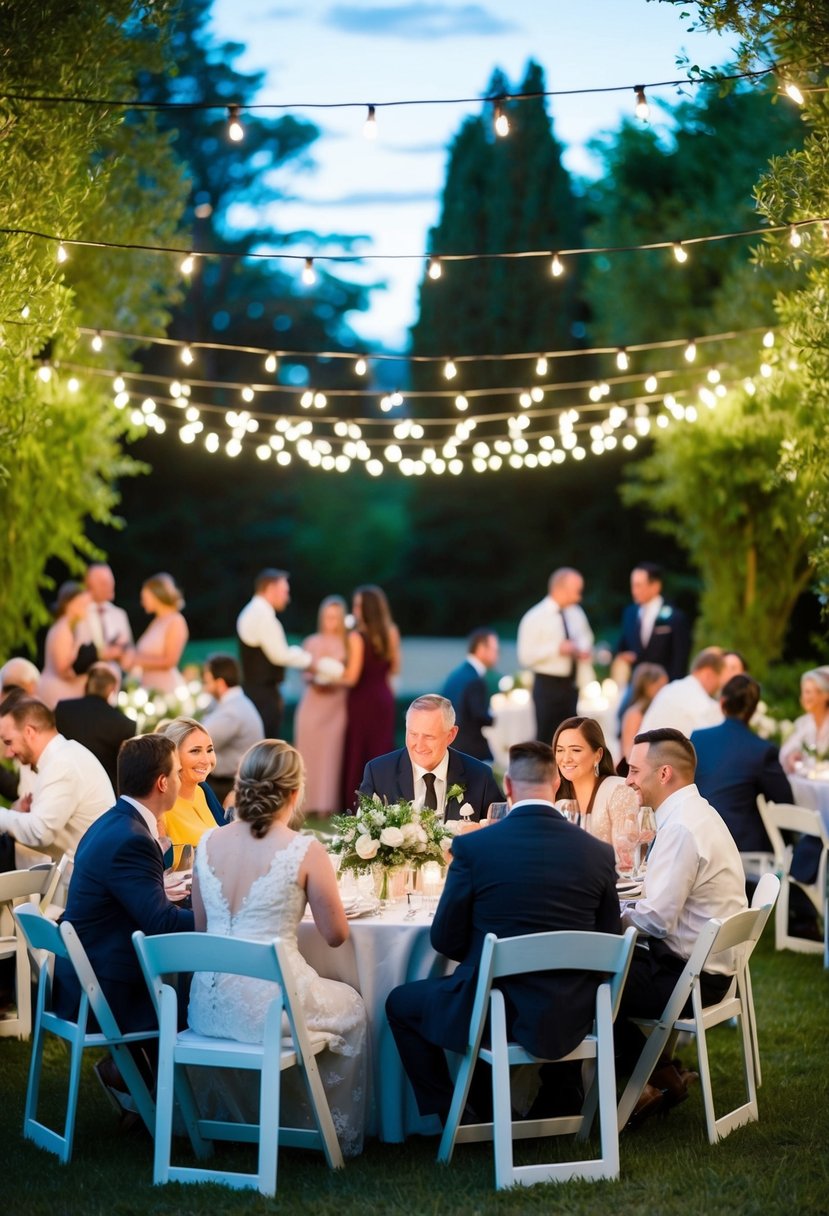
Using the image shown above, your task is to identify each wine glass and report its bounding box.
[613,810,641,879]
[485,801,509,823]
[557,799,581,826]
[633,807,656,879]
[177,843,195,873]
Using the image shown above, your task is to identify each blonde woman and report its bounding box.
[156,718,222,867]
[125,573,188,694]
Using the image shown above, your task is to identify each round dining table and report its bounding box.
[790,773,829,834]
[297,901,453,1142]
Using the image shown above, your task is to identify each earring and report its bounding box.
[594,761,600,777]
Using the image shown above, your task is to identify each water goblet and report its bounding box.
[485,801,509,823]
[613,810,641,879]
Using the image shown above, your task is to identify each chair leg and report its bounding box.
[23,1008,46,1138]
[258,1039,281,1196]
[617,1021,672,1131]
[300,1049,344,1170]
[594,990,619,1179]
[154,993,177,1185]
[437,1053,475,1164]
[489,999,514,1191]
[62,1027,86,1164]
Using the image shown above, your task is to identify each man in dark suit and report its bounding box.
[359,694,502,821]
[691,675,793,855]
[55,663,136,792]
[54,733,194,1033]
[386,740,622,1122]
[441,628,499,762]
[616,562,691,682]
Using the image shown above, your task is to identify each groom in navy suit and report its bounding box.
[616,562,690,682]
[359,694,502,821]
[386,740,621,1122]
[54,733,194,1033]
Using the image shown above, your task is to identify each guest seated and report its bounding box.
[779,667,829,773]
[619,663,668,772]
[55,662,136,793]
[156,718,223,867]
[553,716,639,860]
[189,740,367,1158]
[201,653,264,806]
[385,741,621,1125]
[359,693,502,821]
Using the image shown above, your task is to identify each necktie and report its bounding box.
[422,772,438,811]
[561,610,576,679]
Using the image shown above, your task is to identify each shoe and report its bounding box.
[626,1082,666,1130]
[650,1060,699,1109]
[94,1058,137,1116]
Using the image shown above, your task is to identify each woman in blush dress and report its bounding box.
[188,740,367,1157]
[124,572,188,695]
[618,663,668,775]
[294,596,350,815]
[779,667,829,773]
[37,581,98,708]
[340,585,400,810]
[553,715,640,866]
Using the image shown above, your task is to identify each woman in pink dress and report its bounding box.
[37,581,97,708]
[294,596,350,814]
[124,572,188,695]
[341,585,401,810]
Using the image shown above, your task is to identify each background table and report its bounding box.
[790,774,829,834]
[298,903,453,1142]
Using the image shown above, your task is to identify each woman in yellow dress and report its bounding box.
[157,717,222,867]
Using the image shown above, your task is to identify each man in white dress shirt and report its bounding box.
[516,567,594,744]
[201,653,265,802]
[639,647,726,738]
[617,727,747,1119]
[236,568,313,737]
[0,696,114,865]
[76,563,134,663]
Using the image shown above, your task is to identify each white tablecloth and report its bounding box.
[298,903,453,1142]
[790,775,829,835]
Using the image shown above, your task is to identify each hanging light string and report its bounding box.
[3,217,826,270]
[0,66,777,115]
[67,322,773,370]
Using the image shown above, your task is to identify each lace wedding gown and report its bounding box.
[189,830,367,1157]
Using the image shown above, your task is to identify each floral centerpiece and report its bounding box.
[328,794,459,895]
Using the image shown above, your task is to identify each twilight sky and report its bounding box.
[210,0,736,347]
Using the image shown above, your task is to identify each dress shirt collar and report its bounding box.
[220,685,244,703]
[509,798,561,814]
[33,732,63,774]
[120,794,161,841]
[466,653,487,677]
[654,782,699,827]
[412,751,450,811]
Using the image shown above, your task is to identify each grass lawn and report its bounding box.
[2,934,827,1216]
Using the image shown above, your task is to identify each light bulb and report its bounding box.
[550,253,564,278]
[37,362,52,382]
[444,359,457,380]
[180,253,195,276]
[789,225,802,248]
[241,386,255,403]
[56,243,68,263]
[227,105,244,142]
[684,341,697,363]
[265,353,278,373]
[645,375,658,394]
[427,256,442,281]
[494,102,510,137]
[785,81,804,105]
[21,304,30,319]
[616,348,629,371]
[113,375,126,393]
[672,242,688,264]
[67,377,79,393]
[302,257,316,285]
[634,86,649,121]
[536,356,548,376]
[180,345,194,366]
[355,357,367,376]
[762,331,775,348]
[363,104,377,139]
[91,331,103,352]
[454,394,468,411]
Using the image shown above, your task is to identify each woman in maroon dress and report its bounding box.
[341,585,401,810]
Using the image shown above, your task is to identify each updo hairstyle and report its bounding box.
[234,740,305,838]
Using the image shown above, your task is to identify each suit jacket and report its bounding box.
[54,798,194,1030]
[425,804,622,1057]
[441,660,494,761]
[616,601,691,681]
[690,718,793,853]
[55,695,136,792]
[359,746,502,821]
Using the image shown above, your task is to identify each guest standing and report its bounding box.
[615,563,690,683]
[236,568,313,737]
[75,562,134,664]
[341,585,401,809]
[553,716,639,856]
[294,596,350,814]
[517,568,594,744]
[156,718,223,868]
[125,573,188,695]
[619,663,668,771]
[37,581,98,708]
[441,628,499,761]
[779,667,829,773]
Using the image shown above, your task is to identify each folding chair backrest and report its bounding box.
[750,872,781,913]
[757,797,829,862]
[706,907,765,960]
[0,868,54,906]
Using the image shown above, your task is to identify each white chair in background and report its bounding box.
[0,866,55,1040]
[132,930,344,1197]
[757,795,828,956]
[438,927,637,1189]
[746,872,781,1085]
[617,896,776,1145]
[13,905,157,1163]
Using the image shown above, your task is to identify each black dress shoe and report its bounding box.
[626,1083,666,1130]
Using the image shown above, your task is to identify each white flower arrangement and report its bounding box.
[329,793,459,873]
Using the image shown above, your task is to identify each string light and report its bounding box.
[56,242,68,263]
[672,241,688,263]
[443,359,457,380]
[66,376,79,393]
[789,225,802,248]
[684,340,697,363]
[494,100,510,137]
[91,331,103,352]
[302,257,316,285]
[354,357,368,375]
[180,252,195,276]
[180,345,194,366]
[455,394,468,411]
[241,386,255,403]
[227,105,244,142]
[634,85,649,121]
[264,352,278,373]
[37,362,53,382]
[616,348,629,371]
[536,356,548,376]
[784,81,805,105]
[550,253,564,277]
[762,331,774,348]
[644,374,658,393]
[427,256,442,281]
[21,304,30,318]
[363,104,377,139]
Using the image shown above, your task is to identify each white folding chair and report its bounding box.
[13,905,157,1163]
[746,873,781,1085]
[617,902,775,1144]
[0,866,55,1039]
[133,930,344,1197]
[438,927,637,1189]
[757,795,828,955]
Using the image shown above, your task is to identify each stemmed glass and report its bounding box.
[485,802,509,823]
[613,809,641,879]
[633,807,656,880]
[557,799,581,826]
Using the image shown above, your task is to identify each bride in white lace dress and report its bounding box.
[189,739,367,1157]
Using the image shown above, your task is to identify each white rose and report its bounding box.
[379,826,405,847]
[343,828,356,844]
[355,835,380,860]
[444,819,462,835]
[415,841,427,853]
[401,823,420,842]
[415,825,428,842]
